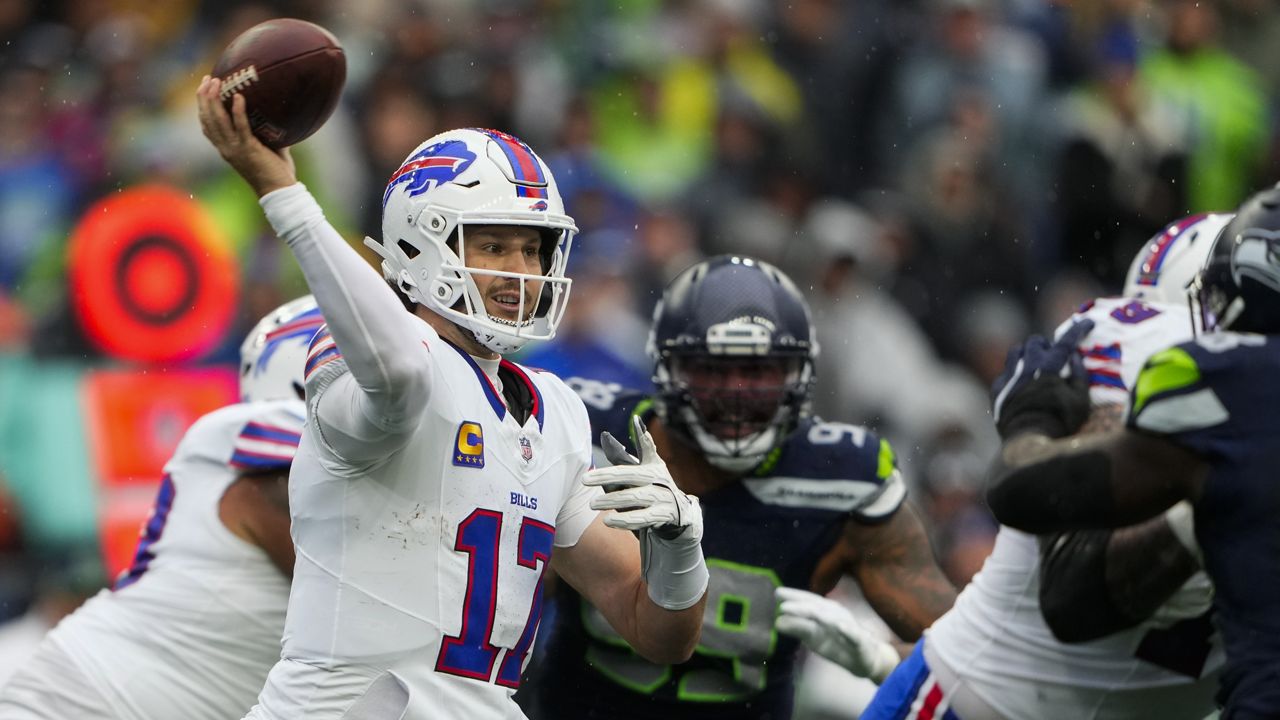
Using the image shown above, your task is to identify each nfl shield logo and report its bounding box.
[519,436,533,463]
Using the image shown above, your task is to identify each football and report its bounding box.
[211,18,346,149]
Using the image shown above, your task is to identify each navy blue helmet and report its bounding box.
[1193,184,1280,335]
[648,255,818,472]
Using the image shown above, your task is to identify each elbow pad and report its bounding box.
[1038,530,1138,642]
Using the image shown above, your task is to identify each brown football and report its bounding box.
[211,18,346,149]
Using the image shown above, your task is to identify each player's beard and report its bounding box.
[485,280,539,328]
[688,386,787,440]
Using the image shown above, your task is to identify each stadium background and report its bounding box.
[0,0,1273,714]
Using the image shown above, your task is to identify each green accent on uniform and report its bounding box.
[753,445,783,476]
[716,594,750,631]
[1133,348,1201,415]
[628,398,655,447]
[585,646,672,694]
[877,438,896,480]
[675,558,782,701]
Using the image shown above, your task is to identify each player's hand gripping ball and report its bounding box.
[211,18,346,149]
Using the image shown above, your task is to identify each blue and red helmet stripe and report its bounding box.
[480,129,549,199]
[1137,213,1210,286]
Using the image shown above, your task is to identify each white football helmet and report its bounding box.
[239,295,325,403]
[1124,212,1233,304]
[366,128,578,355]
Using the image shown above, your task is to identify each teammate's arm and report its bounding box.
[550,516,704,664]
[1038,507,1201,642]
[197,78,430,461]
[987,428,1208,534]
[1033,401,1203,641]
[219,470,295,577]
[814,503,956,640]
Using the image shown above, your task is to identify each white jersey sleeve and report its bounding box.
[260,183,430,463]
[537,370,601,549]
[1053,297,1194,408]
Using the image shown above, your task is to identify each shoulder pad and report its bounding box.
[564,377,652,454]
[745,419,906,519]
[228,400,307,472]
[302,324,347,399]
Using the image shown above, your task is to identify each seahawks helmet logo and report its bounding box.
[1232,228,1280,292]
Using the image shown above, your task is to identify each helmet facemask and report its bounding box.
[660,352,811,472]
[434,223,574,355]
[654,313,815,473]
[648,255,819,474]
[1189,226,1280,337]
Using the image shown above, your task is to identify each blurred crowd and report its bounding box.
[1,0,1278,691]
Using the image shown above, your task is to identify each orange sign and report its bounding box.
[68,185,239,363]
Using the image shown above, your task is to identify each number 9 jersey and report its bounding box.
[519,380,905,720]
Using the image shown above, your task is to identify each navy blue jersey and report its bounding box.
[518,378,906,720]
[1129,332,1280,716]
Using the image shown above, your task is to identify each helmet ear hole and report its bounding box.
[397,239,421,259]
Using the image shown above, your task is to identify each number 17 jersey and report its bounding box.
[254,320,600,720]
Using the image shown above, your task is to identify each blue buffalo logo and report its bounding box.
[529,200,548,211]
[383,140,477,208]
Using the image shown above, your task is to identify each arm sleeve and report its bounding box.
[260,183,431,460]
[1038,529,1138,642]
[849,436,907,523]
[228,401,306,472]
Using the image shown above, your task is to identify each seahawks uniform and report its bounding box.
[865,297,1223,720]
[0,400,303,720]
[1129,331,1280,716]
[519,379,905,720]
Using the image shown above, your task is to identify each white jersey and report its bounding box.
[249,184,600,720]
[925,297,1223,719]
[1,401,303,720]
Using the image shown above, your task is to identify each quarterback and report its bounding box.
[197,77,706,720]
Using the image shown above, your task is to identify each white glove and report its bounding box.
[584,417,708,611]
[774,587,900,683]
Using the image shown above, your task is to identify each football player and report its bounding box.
[518,255,957,719]
[197,79,706,720]
[0,296,322,719]
[783,214,1232,719]
[987,185,1280,716]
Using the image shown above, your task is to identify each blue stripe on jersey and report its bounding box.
[240,422,302,444]
[230,450,293,469]
[114,475,176,590]
[1089,372,1126,389]
[444,340,506,420]
[305,346,342,379]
